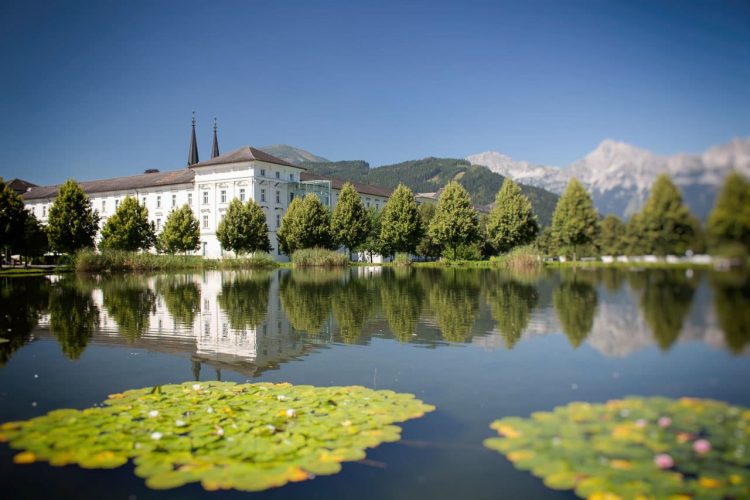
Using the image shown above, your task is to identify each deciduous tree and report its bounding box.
[486,178,539,254]
[99,196,155,251]
[379,184,423,256]
[158,204,201,254]
[331,182,370,257]
[277,194,332,255]
[47,180,100,254]
[597,214,626,256]
[706,171,750,255]
[216,199,271,255]
[428,182,479,260]
[549,179,599,260]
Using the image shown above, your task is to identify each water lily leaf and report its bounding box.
[1,381,434,492]
[485,397,750,498]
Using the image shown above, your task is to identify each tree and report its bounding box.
[486,178,539,254]
[379,183,423,256]
[331,183,370,257]
[416,202,441,259]
[158,204,200,254]
[637,174,701,256]
[553,272,598,348]
[362,207,389,262]
[706,171,750,255]
[47,180,99,254]
[428,182,479,260]
[216,199,271,255]
[19,213,48,264]
[0,178,33,262]
[549,179,599,260]
[218,272,272,330]
[99,196,155,251]
[277,194,333,255]
[597,214,627,256]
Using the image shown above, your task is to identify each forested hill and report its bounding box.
[300,157,559,226]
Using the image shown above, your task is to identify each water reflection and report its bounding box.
[1,267,748,374]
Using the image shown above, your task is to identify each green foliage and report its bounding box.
[393,252,413,266]
[636,175,702,256]
[549,179,599,259]
[361,208,389,262]
[332,279,372,343]
[73,250,276,272]
[0,178,29,258]
[494,245,543,273]
[0,381,434,492]
[99,196,155,252]
[218,272,272,330]
[638,270,696,351]
[597,214,626,255]
[154,276,201,327]
[47,179,100,254]
[380,269,423,342]
[291,248,349,267]
[553,271,598,348]
[18,212,48,261]
[710,272,750,354]
[48,280,99,359]
[415,202,441,259]
[158,204,200,255]
[216,199,271,255]
[485,397,750,499]
[707,171,750,255]
[330,182,370,255]
[278,195,333,255]
[101,277,157,340]
[485,276,538,349]
[380,184,423,255]
[279,271,339,333]
[428,269,480,342]
[428,182,479,260]
[487,178,539,254]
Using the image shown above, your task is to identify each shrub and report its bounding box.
[494,245,543,273]
[218,253,277,269]
[73,250,278,272]
[291,248,349,268]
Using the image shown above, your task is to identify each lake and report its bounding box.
[1,267,749,499]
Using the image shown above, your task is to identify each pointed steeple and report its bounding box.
[211,118,220,159]
[187,112,199,166]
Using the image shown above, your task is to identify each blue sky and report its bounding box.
[1,0,749,185]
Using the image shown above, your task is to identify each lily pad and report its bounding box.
[1,381,434,492]
[484,397,750,499]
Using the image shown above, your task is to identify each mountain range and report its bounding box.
[467,137,750,220]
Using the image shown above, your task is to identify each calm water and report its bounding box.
[1,267,749,499]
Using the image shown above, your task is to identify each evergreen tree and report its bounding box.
[331,182,370,257]
[216,199,271,255]
[486,178,539,254]
[638,174,701,256]
[158,204,201,254]
[428,181,479,260]
[99,196,155,251]
[549,179,599,260]
[706,171,750,254]
[0,178,29,262]
[379,183,423,256]
[277,194,332,255]
[47,180,100,254]
[597,214,627,256]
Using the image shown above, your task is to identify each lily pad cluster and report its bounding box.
[0,381,434,492]
[484,397,750,499]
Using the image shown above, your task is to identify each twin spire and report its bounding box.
[187,112,220,166]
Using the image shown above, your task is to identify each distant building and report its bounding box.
[21,118,391,260]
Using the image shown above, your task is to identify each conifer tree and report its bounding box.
[706,171,750,254]
[277,194,332,254]
[216,198,271,255]
[331,182,370,257]
[486,178,539,254]
[47,180,100,254]
[597,214,626,256]
[99,196,155,251]
[428,182,479,260]
[379,183,423,256]
[638,174,701,256]
[549,179,598,260]
[158,204,200,254]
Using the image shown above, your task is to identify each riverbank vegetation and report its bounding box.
[74,249,277,272]
[291,248,349,268]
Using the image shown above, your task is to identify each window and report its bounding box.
[260,168,266,177]
[156,218,161,230]
[203,215,209,229]
[141,196,146,206]
[203,191,208,205]
[156,196,161,208]
[289,173,294,181]
[276,214,280,228]
[261,189,266,203]
[376,202,380,210]
[239,188,246,201]
[172,194,176,207]
[115,199,120,208]
[275,190,280,204]
[275,171,280,179]
[289,192,294,202]
[101,200,106,212]
[221,190,227,203]
[42,206,46,217]
[187,193,192,206]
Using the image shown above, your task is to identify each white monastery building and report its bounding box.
[21,118,391,261]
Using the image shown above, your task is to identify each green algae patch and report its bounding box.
[484,397,750,499]
[1,381,434,492]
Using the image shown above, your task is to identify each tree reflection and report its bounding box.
[380,268,423,342]
[155,275,201,328]
[597,268,625,293]
[639,270,696,351]
[553,271,598,348]
[280,270,339,334]
[429,269,480,343]
[710,272,750,354]
[101,277,157,340]
[332,278,373,343]
[217,271,271,331]
[486,275,538,349]
[0,277,48,365]
[48,278,99,359]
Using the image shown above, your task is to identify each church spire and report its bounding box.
[187,112,199,166]
[211,118,220,159]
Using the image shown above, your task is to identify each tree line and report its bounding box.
[1,170,749,263]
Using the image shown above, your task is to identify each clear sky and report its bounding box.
[1,0,749,185]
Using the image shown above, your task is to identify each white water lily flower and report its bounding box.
[151,432,162,440]
[216,426,224,436]
[207,407,214,414]
[342,420,352,427]
[192,384,201,391]
[266,424,276,432]
[175,419,186,427]
[285,408,296,417]
[148,410,159,418]
[277,395,287,401]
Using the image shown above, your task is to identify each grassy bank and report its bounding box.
[291,248,349,268]
[73,250,278,272]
